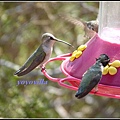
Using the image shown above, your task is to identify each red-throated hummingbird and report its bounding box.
[75,54,110,99]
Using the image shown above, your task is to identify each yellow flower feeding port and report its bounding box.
[103,60,120,75]
[70,45,87,62]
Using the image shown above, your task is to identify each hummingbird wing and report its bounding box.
[75,72,102,99]
[59,14,98,38]
[59,14,85,28]
[75,64,102,99]
[14,45,46,76]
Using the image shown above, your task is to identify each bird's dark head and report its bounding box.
[86,21,98,33]
[96,54,110,67]
[87,22,95,31]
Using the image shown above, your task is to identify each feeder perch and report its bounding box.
[42,2,120,99]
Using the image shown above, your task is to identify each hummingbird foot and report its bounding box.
[94,85,98,94]
[41,67,46,72]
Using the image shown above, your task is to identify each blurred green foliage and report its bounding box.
[0,2,120,118]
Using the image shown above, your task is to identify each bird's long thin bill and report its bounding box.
[54,38,74,48]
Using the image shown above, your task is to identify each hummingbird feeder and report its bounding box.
[42,2,120,99]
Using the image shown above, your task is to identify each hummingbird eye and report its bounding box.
[50,36,53,39]
[91,27,95,31]
[49,36,54,40]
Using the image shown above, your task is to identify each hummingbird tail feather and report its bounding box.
[75,86,92,99]
[75,90,89,99]
[14,70,20,75]
[14,66,26,75]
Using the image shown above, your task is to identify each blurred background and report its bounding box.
[0,2,120,118]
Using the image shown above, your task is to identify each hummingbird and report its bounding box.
[14,33,74,76]
[59,14,98,39]
[75,54,110,99]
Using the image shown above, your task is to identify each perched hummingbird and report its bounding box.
[14,33,73,76]
[75,54,110,99]
[59,14,98,39]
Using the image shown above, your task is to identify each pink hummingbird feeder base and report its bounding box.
[42,27,120,99]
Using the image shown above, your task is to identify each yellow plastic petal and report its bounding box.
[70,56,76,61]
[77,45,87,51]
[71,54,76,58]
[75,51,82,58]
[72,50,78,55]
[70,54,76,61]
[108,66,117,75]
[110,60,120,68]
[102,65,109,75]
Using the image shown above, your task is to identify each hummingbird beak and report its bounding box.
[52,38,74,48]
